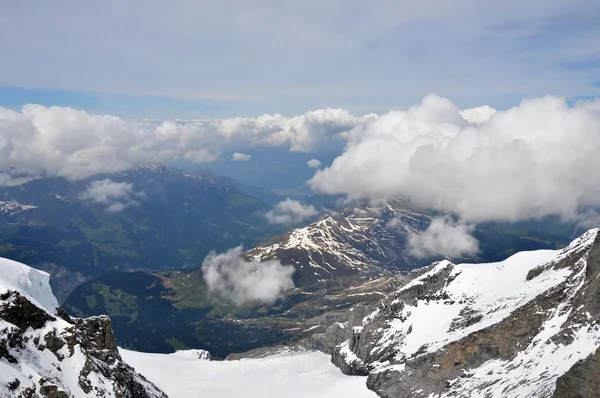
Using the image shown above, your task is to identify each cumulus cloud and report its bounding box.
[0,105,365,180]
[80,179,144,212]
[406,217,479,258]
[307,158,322,169]
[201,246,295,305]
[459,105,497,125]
[310,95,600,226]
[265,199,319,225]
[231,152,252,161]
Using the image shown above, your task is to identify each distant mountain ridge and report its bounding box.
[245,199,570,286]
[0,164,283,301]
[246,200,431,284]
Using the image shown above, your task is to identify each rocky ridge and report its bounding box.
[246,200,432,284]
[305,229,600,397]
[0,258,167,398]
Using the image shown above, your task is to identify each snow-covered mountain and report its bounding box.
[0,257,166,398]
[246,200,432,284]
[0,201,37,218]
[309,228,600,397]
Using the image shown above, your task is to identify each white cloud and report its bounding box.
[81,179,144,212]
[459,105,497,125]
[310,95,600,225]
[307,159,321,169]
[231,152,252,161]
[265,199,319,225]
[0,105,363,180]
[201,246,295,305]
[406,217,479,258]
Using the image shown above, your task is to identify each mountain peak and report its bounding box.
[0,257,167,398]
[131,163,172,173]
[320,228,600,397]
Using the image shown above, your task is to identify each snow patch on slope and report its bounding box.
[0,257,58,312]
[0,200,37,215]
[378,248,563,358]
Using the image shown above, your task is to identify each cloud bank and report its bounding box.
[265,199,319,225]
[406,217,479,258]
[81,179,144,212]
[0,105,365,181]
[201,246,295,305]
[3,94,600,234]
[310,95,600,226]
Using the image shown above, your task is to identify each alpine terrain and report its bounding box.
[62,199,573,356]
[0,256,167,398]
[0,164,281,301]
[247,199,572,285]
[300,228,600,397]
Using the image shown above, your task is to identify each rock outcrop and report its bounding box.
[0,259,167,398]
[553,346,600,398]
[322,229,600,397]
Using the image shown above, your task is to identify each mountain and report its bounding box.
[246,200,570,286]
[246,200,432,285]
[187,147,340,197]
[302,229,600,397]
[181,168,284,206]
[63,267,405,358]
[0,256,166,398]
[63,199,574,358]
[0,164,282,301]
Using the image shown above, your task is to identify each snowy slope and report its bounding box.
[0,257,166,398]
[329,229,600,397]
[247,200,431,283]
[0,257,58,312]
[121,348,377,398]
[0,201,37,216]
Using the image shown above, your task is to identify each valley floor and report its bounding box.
[120,349,377,398]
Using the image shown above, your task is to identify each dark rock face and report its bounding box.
[323,229,600,398]
[553,346,600,398]
[0,293,55,330]
[0,290,167,398]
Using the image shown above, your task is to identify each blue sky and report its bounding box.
[0,0,599,119]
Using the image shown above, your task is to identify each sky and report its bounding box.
[1,0,599,119]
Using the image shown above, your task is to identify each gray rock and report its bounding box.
[326,230,600,398]
[553,346,600,398]
[0,291,167,398]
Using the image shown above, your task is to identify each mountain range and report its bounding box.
[3,230,600,397]
[62,188,576,357]
[0,164,284,301]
